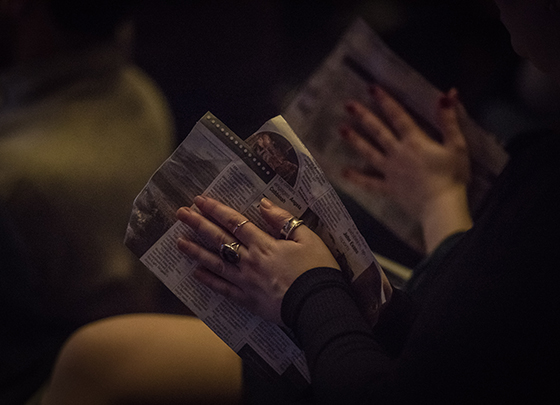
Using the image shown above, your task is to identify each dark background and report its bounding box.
[131,0,533,142]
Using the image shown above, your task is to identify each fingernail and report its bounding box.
[194,195,206,206]
[260,197,273,208]
[345,102,357,116]
[439,94,454,109]
[339,125,351,140]
[368,84,379,96]
[192,267,204,281]
[439,89,458,109]
[177,237,189,250]
[449,87,459,99]
[177,206,190,218]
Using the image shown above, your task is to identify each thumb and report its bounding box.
[438,88,466,148]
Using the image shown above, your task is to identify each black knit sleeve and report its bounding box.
[281,268,397,405]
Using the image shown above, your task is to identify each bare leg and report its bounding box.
[41,314,242,405]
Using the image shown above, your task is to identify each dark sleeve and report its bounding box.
[404,231,465,295]
[282,268,398,405]
[279,132,560,405]
[372,233,464,357]
[371,288,418,358]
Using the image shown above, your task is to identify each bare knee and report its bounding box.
[42,314,243,405]
[41,318,126,405]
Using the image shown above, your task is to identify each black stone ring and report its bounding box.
[219,242,241,264]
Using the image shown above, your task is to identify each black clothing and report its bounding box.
[282,131,560,404]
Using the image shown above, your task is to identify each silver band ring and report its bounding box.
[280,217,304,240]
[219,242,241,264]
[232,220,249,235]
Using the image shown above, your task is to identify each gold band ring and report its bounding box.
[232,220,249,235]
[280,217,304,240]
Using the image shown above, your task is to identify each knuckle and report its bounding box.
[225,216,246,235]
[221,283,234,299]
[278,212,293,224]
[225,217,238,234]
[217,232,229,248]
[256,240,276,258]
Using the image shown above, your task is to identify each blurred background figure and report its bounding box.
[0,1,176,403]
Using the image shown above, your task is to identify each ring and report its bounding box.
[220,242,241,264]
[280,217,304,240]
[232,220,249,235]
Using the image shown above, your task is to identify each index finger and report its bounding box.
[371,85,421,138]
[193,196,274,246]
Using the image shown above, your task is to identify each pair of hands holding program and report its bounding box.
[341,85,473,253]
[177,85,473,324]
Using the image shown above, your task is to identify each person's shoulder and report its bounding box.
[120,64,172,114]
[115,64,175,148]
[0,129,73,202]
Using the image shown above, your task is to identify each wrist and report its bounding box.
[420,187,473,254]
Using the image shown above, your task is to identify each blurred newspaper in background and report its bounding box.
[125,112,384,388]
[283,18,508,252]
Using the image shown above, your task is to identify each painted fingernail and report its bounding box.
[439,89,458,109]
[345,102,357,115]
[439,95,453,109]
[260,197,273,208]
[339,125,351,140]
[449,87,459,99]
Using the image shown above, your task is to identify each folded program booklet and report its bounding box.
[125,112,385,388]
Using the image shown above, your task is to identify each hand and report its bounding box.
[176,196,340,325]
[341,86,473,252]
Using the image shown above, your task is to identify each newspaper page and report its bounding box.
[125,112,384,388]
[283,18,509,252]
